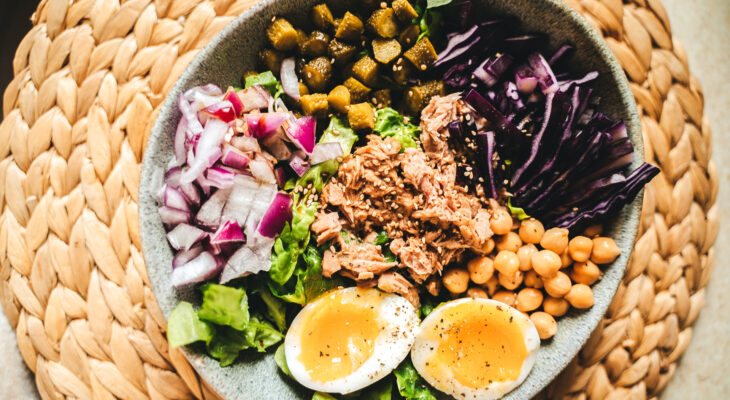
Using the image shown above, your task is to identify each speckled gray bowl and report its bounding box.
[140,1,644,399]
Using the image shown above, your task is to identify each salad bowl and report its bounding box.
[139,0,644,398]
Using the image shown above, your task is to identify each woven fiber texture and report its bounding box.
[0,0,717,399]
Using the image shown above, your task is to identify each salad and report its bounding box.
[154,1,659,399]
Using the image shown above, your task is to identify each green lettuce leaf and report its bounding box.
[198,283,250,331]
[274,343,292,377]
[394,359,438,400]
[244,71,283,98]
[360,378,393,400]
[507,197,530,220]
[258,284,287,331]
[312,393,337,400]
[167,301,214,348]
[320,116,359,155]
[373,108,420,150]
[373,231,389,246]
[427,0,452,8]
[243,315,284,352]
[269,199,318,285]
[207,326,249,367]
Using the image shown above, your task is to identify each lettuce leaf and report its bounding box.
[312,393,337,400]
[197,283,249,331]
[243,315,284,352]
[360,378,393,400]
[274,343,292,377]
[207,326,249,367]
[206,316,283,367]
[394,359,438,400]
[320,116,359,155]
[167,301,214,348]
[258,284,288,331]
[373,108,419,150]
[244,71,283,98]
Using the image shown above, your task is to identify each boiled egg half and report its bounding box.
[285,287,419,394]
[411,298,540,400]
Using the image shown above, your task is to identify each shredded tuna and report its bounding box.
[378,271,420,308]
[311,212,342,245]
[316,95,498,303]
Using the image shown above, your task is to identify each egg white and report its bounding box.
[285,287,420,394]
[411,298,540,400]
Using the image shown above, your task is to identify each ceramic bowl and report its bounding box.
[140,0,643,398]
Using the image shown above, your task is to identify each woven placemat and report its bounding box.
[0,0,717,398]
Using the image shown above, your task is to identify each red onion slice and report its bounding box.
[203,100,236,124]
[257,192,292,238]
[206,167,235,189]
[224,87,244,116]
[164,185,190,212]
[285,115,316,154]
[211,220,245,244]
[249,158,277,184]
[288,154,310,177]
[172,116,188,167]
[195,187,232,228]
[180,118,228,184]
[171,251,223,288]
[166,223,207,251]
[309,142,343,165]
[280,57,300,101]
[237,86,270,112]
[172,245,204,269]
[178,94,203,136]
[246,112,289,139]
[221,144,251,169]
[158,206,190,225]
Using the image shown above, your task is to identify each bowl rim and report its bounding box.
[139,0,643,398]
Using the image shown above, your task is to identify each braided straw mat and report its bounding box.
[0,0,718,398]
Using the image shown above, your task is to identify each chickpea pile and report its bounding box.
[441,210,621,340]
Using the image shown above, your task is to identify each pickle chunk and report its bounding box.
[344,77,371,103]
[352,56,379,87]
[405,80,444,114]
[328,85,351,114]
[404,37,438,71]
[301,94,329,117]
[267,17,298,51]
[335,12,364,41]
[300,30,330,57]
[259,49,284,74]
[371,89,392,108]
[348,102,376,130]
[311,4,334,31]
[393,0,419,22]
[372,38,402,64]
[302,57,333,92]
[368,8,399,39]
[328,39,357,66]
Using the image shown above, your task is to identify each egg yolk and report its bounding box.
[424,302,528,388]
[297,289,383,383]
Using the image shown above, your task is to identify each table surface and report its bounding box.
[0,1,727,399]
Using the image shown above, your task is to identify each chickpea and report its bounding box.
[543,271,572,298]
[516,288,543,312]
[498,270,523,290]
[591,237,620,264]
[524,270,544,288]
[531,250,562,278]
[496,232,522,253]
[517,244,537,271]
[540,228,569,255]
[490,207,513,235]
[492,290,516,306]
[480,238,495,254]
[467,256,494,285]
[494,251,520,276]
[519,218,544,244]
[583,224,603,237]
[571,261,601,285]
[530,312,558,339]
[467,287,488,299]
[560,248,572,268]
[443,268,470,294]
[543,297,569,317]
[483,275,499,296]
[565,284,594,309]
[568,236,593,262]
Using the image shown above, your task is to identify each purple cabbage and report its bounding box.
[439,9,658,228]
